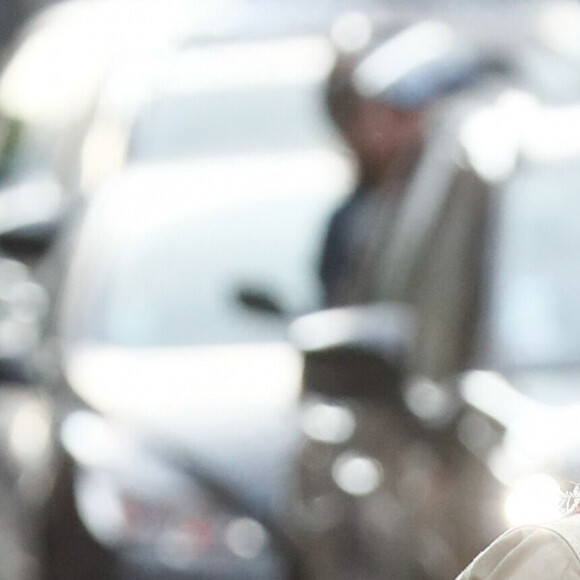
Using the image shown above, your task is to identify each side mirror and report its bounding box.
[289,303,414,400]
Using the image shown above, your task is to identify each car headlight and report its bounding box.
[504,474,562,527]
[61,412,275,571]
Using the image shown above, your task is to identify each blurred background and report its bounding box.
[1,1,580,580]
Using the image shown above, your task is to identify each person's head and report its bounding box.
[326,19,499,186]
[326,53,425,186]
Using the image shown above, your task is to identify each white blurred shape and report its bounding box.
[456,411,496,455]
[224,518,267,559]
[61,411,125,468]
[300,402,355,444]
[404,377,455,426]
[80,121,128,192]
[74,468,126,544]
[459,371,534,426]
[538,2,580,55]
[331,12,373,53]
[65,343,301,435]
[522,104,580,161]
[96,150,353,236]
[332,452,383,496]
[0,14,110,123]
[463,89,580,172]
[156,36,334,95]
[460,98,523,183]
[9,400,50,464]
[504,474,562,526]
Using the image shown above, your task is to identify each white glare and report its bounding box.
[0,0,181,123]
[300,402,356,444]
[462,91,580,170]
[403,377,455,426]
[521,104,580,161]
[459,371,534,427]
[61,411,124,468]
[504,474,562,526]
[65,343,302,432]
[460,106,520,183]
[74,468,126,545]
[331,12,373,53]
[80,121,128,193]
[9,400,51,465]
[159,37,335,95]
[538,2,580,55]
[225,518,267,559]
[0,18,109,123]
[90,150,354,235]
[332,453,383,496]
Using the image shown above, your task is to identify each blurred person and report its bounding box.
[319,20,498,306]
[319,37,424,306]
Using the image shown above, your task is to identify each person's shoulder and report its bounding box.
[456,516,580,579]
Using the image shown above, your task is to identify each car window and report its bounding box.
[487,159,580,369]
[128,82,337,162]
[93,37,341,167]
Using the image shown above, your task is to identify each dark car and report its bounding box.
[292,81,580,579]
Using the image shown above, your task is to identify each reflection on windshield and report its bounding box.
[491,160,580,368]
[128,82,336,162]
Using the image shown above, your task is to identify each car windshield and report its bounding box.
[490,159,580,369]
[123,38,339,162]
[128,83,336,162]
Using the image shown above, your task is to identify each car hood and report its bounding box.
[64,342,302,518]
